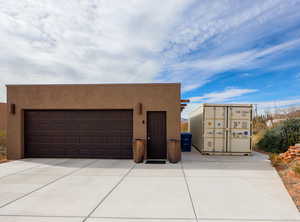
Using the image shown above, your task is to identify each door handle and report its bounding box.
[147,137,151,140]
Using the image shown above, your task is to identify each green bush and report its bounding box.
[257,119,300,153]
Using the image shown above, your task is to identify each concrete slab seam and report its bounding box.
[82,163,136,222]
[90,216,196,220]
[195,218,300,221]
[0,159,71,180]
[0,214,84,218]
[180,161,198,222]
[89,216,300,221]
[0,159,99,209]
[0,215,300,221]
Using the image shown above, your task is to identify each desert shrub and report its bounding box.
[252,129,267,149]
[257,127,282,153]
[253,115,268,134]
[257,119,300,153]
[293,161,300,175]
[280,119,300,147]
[269,153,283,167]
[0,130,5,147]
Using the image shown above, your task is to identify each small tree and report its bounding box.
[280,119,300,149]
[253,115,268,134]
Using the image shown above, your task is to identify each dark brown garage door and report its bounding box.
[24,110,133,158]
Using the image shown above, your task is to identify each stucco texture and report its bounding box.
[6,83,181,160]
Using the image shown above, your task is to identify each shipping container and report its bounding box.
[189,104,253,155]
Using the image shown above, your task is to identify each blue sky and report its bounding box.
[0,0,300,118]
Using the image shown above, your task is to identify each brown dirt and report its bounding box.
[275,162,300,211]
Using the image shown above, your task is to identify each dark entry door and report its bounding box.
[147,111,167,159]
[24,110,133,158]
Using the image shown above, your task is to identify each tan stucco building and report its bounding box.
[6,83,181,162]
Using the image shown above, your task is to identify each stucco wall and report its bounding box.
[6,83,181,160]
[0,103,6,132]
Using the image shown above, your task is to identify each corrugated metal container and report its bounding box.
[189,104,253,155]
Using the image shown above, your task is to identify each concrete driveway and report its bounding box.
[0,150,299,222]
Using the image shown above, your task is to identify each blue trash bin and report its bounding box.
[181,133,192,152]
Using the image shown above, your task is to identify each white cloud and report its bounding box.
[255,99,300,109]
[181,87,257,118]
[171,51,255,72]
[163,0,285,58]
[190,88,257,103]
[241,73,251,77]
[164,0,300,59]
[182,97,300,119]
[226,98,300,115]
[255,38,300,58]
[0,0,192,101]
[181,103,202,119]
[160,0,300,90]
[0,0,300,102]
[166,37,300,92]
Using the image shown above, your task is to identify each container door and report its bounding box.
[203,106,227,152]
[227,107,252,152]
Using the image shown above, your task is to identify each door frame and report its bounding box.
[146,111,167,160]
[226,106,252,153]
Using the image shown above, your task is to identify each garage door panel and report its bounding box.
[79,136,106,144]
[26,147,65,157]
[80,144,124,149]
[80,121,111,130]
[26,111,65,120]
[25,110,133,158]
[27,120,80,131]
[86,149,123,157]
[79,130,130,136]
[80,137,126,144]
[90,150,125,158]
[120,137,132,144]
[64,145,80,154]
[27,135,79,144]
